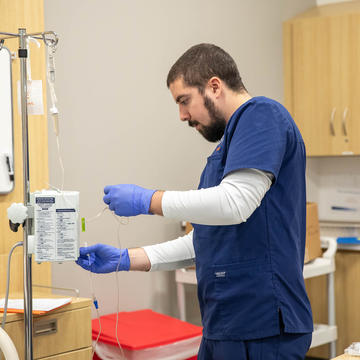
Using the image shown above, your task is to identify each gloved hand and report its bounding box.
[103,184,156,217]
[76,244,130,273]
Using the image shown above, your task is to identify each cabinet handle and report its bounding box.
[330,107,336,136]
[34,318,57,337]
[342,107,349,137]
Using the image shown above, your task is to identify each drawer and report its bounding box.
[5,307,92,360]
[38,347,92,360]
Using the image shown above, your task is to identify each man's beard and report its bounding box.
[188,96,226,142]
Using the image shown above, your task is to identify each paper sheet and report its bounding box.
[0,298,71,314]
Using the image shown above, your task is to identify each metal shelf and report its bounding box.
[304,257,335,278]
[311,324,338,349]
[304,236,337,279]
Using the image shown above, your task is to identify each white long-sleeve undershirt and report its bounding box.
[143,168,273,271]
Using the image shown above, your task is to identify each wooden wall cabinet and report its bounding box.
[284,2,360,156]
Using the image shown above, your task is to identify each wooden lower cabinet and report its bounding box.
[39,347,92,360]
[0,297,92,360]
[306,251,360,358]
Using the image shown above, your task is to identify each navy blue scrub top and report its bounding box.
[192,96,313,341]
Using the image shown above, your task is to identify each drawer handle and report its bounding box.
[330,107,336,136]
[34,319,57,337]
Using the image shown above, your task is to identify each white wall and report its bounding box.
[44,0,316,322]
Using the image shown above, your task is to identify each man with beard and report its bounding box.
[76,44,313,359]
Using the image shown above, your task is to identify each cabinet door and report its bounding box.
[328,15,352,155]
[346,14,360,155]
[290,16,349,156]
[38,348,92,360]
[327,14,354,156]
[291,17,335,156]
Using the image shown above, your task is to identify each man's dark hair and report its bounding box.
[167,43,246,93]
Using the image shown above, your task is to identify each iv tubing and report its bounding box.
[88,268,102,357]
[92,303,102,357]
[113,213,126,359]
[0,242,23,360]
[1,242,24,330]
[83,241,103,357]
[84,209,126,358]
[85,207,107,224]
[55,135,65,191]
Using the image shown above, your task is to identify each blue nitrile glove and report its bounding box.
[103,184,156,217]
[75,244,130,273]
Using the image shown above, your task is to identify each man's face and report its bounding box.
[169,78,226,142]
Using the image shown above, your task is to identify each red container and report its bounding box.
[92,309,201,360]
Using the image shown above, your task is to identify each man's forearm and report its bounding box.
[128,248,151,271]
[149,190,164,215]
[142,230,195,271]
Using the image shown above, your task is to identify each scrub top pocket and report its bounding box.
[196,268,225,335]
[213,259,279,338]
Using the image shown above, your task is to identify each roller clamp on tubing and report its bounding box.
[7,203,34,232]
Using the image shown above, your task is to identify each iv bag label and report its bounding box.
[34,197,56,261]
[33,191,80,263]
[56,208,77,261]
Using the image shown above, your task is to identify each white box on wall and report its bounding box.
[318,186,360,222]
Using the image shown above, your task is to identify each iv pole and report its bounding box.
[0,28,58,360]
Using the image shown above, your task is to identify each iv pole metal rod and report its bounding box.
[0,31,19,38]
[0,31,58,42]
[19,28,33,360]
